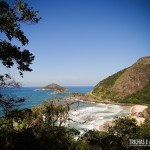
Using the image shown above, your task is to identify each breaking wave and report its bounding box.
[65,102,131,134]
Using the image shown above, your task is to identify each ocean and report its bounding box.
[0,86,131,133]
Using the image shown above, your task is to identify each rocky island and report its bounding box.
[38,83,67,94]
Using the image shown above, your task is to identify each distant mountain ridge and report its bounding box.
[90,56,150,104]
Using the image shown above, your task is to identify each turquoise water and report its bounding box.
[0,86,131,133]
[0,86,93,108]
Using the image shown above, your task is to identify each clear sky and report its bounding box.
[2,0,150,86]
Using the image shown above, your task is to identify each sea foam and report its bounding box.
[66,103,130,134]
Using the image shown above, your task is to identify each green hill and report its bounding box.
[90,56,150,104]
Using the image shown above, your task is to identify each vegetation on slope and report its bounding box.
[113,57,150,98]
[91,57,150,104]
[121,83,150,104]
[92,69,127,100]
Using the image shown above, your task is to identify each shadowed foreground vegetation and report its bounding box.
[0,99,150,150]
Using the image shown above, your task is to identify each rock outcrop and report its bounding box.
[130,105,148,125]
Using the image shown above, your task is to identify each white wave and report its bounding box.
[68,105,121,124]
[80,124,94,130]
[79,118,106,131]
[108,104,120,108]
[64,104,130,135]
[70,106,107,115]
[79,100,96,104]
[97,103,108,106]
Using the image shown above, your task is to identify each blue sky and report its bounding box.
[2,0,150,86]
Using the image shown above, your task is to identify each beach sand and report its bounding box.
[99,104,148,131]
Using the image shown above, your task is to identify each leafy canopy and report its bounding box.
[0,0,41,114]
[0,0,41,76]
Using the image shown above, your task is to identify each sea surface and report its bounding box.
[0,86,131,133]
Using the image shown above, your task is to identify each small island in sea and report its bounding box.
[36,83,67,94]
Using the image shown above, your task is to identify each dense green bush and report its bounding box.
[0,101,150,150]
[79,117,150,150]
[0,100,79,150]
[122,83,150,104]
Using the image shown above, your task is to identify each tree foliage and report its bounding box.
[0,0,41,76]
[0,0,41,114]
[0,98,150,149]
[0,99,79,150]
[80,117,150,150]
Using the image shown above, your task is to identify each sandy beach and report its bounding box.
[67,96,149,132]
[99,104,148,131]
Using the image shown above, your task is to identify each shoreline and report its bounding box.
[67,96,149,132]
[66,95,134,106]
[98,104,148,131]
[79,99,134,106]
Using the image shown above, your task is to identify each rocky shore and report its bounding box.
[130,105,148,125]
[67,94,133,106]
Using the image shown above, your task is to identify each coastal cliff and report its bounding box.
[89,56,150,104]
